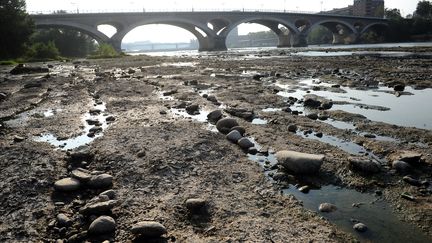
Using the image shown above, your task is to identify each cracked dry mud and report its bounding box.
[1,47,432,242]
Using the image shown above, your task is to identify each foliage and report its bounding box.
[415,0,432,19]
[89,43,121,59]
[25,41,60,60]
[0,60,18,66]
[31,28,97,57]
[307,26,332,45]
[0,0,34,59]
[383,1,432,42]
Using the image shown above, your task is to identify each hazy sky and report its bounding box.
[26,0,422,43]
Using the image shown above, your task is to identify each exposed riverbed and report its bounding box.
[1,45,431,242]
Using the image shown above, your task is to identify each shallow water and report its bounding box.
[283,185,431,243]
[247,139,430,243]
[34,103,111,150]
[276,79,432,130]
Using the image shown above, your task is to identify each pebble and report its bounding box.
[185,198,207,213]
[54,177,81,191]
[392,160,411,175]
[80,200,117,214]
[56,213,72,227]
[13,135,25,142]
[318,203,337,213]
[399,151,422,164]
[248,147,258,155]
[237,138,254,149]
[287,124,297,132]
[207,110,223,122]
[71,169,92,182]
[100,190,116,200]
[226,130,242,143]
[131,221,167,237]
[306,113,318,120]
[348,157,381,174]
[216,118,239,134]
[88,216,116,234]
[230,126,246,136]
[186,104,199,115]
[106,116,116,122]
[299,185,310,193]
[353,223,368,232]
[87,174,113,189]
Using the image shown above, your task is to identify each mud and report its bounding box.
[1,46,432,242]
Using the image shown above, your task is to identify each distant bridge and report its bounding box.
[30,11,387,52]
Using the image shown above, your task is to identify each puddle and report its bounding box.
[262,108,283,112]
[161,62,197,67]
[276,79,432,130]
[4,109,62,127]
[34,102,112,150]
[292,51,432,58]
[252,118,268,125]
[284,185,430,243]
[246,139,430,243]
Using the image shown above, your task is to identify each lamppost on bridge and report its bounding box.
[284,0,286,12]
[70,2,78,14]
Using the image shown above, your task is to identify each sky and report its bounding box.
[26,0,422,43]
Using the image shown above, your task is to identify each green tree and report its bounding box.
[385,8,403,20]
[26,41,60,60]
[0,0,34,59]
[307,26,332,45]
[414,0,432,19]
[31,28,97,57]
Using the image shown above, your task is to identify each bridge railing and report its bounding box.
[29,8,318,15]
[28,8,385,19]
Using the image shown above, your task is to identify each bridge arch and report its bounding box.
[35,22,110,44]
[220,17,302,48]
[307,19,358,45]
[360,22,389,35]
[109,17,221,51]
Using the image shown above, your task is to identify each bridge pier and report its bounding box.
[199,36,227,52]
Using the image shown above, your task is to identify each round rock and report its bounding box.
[276,150,324,174]
[237,138,254,150]
[318,203,337,213]
[54,177,81,192]
[216,118,239,134]
[288,124,297,133]
[71,169,92,182]
[230,126,246,136]
[392,160,411,175]
[353,223,368,232]
[88,174,113,189]
[226,130,242,143]
[131,221,167,237]
[207,110,223,123]
[88,216,116,234]
[349,157,381,174]
[185,198,207,212]
[57,213,72,227]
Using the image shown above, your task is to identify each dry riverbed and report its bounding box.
[1,47,432,242]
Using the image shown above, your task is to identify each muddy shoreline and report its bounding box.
[1,47,431,242]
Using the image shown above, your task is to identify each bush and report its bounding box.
[90,43,121,59]
[0,60,18,66]
[26,41,60,60]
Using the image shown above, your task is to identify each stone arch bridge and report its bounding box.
[31,11,387,52]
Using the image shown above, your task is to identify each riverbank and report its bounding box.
[1,46,431,242]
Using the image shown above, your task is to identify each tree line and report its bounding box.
[0,0,115,61]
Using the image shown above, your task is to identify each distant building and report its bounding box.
[353,0,384,18]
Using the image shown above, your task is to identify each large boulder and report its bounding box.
[216,118,239,134]
[225,108,255,121]
[276,151,324,174]
[349,157,381,174]
[207,110,223,123]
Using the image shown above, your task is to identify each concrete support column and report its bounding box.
[199,36,227,52]
[290,32,308,47]
[107,39,123,52]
